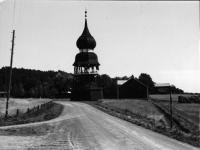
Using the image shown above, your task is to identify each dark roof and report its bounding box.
[76,19,96,50]
[120,76,149,88]
[133,78,149,88]
[154,83,170,87]
[0,91,6,94]
[73,52,100,66]
[56,71,73,79]
[119,77,148,99]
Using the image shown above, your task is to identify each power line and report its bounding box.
[11,0,16,30]
[17,0,24,30]
[18,0,27,36]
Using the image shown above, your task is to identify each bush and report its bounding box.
[178,96,200,103]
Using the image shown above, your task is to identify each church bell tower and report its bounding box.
[71,10,103,101]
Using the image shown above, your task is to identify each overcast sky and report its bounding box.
[0,0,199,93]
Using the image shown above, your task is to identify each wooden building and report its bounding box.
[71,10,103,101]
[0,91,7,98]
[119,76,149,99]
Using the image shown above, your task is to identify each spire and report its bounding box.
[76,10,96,50]
[85,8,87,18]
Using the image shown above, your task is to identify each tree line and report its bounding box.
[100,73,184,99]
[0,67,72,98]
[0,67,184,98]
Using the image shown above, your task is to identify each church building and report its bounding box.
[71,10,103,101]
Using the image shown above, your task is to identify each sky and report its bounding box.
[0,0,199,93]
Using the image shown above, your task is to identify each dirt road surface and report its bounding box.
[0,102,198,150]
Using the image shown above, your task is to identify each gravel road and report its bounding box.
[0,101,198,150]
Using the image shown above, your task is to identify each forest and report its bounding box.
[0,67,72,98]
[0,67,184,98]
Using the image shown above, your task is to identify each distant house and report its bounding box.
[54,71,73,99]
[0,91,7,98]
[119,76,149,99]
[56,70,73,79]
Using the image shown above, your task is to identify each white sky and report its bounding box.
[0,0,199,93]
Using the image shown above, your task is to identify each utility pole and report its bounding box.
[117,86,119,99]
[5,30,15,119]
[170,85,173,128]
[154,83,173,128]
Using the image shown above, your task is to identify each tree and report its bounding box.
[50,88,57,98]
[138,73,155,93]
[100,74,112,90]
[24,78,39,92]
[171,84,184,94]
[12,84,18,98]
[53,75,68,93]
[43,82,50,98]
[18,83,25,98]
[100,74,117,98]
[121,76,129,80]
[34,87,39,98]
[28,88,35,98]
[38,84,43,98]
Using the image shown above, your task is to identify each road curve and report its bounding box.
[0,101,198,150]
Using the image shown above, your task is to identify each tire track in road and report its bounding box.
[75,103,154,150]
[76,104,125,150]
[0,102,86,150]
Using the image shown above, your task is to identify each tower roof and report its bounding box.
[76,11,96,50]
[73,52,100,66]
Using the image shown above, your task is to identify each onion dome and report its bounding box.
[73,52,100,66]
[76,10,96,50]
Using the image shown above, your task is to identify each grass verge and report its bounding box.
[0,102,63,136]
[0,102,63,127]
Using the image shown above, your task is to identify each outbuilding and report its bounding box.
[0,91,7,98]
[119,76,149,99]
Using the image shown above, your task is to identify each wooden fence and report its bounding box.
[5,100,54,119]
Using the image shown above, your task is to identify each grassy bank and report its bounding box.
[0,98,52,117]
[152,101,200,135]
[87,99,200,148]
[0,102,64,127]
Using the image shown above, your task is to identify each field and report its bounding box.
[149,94,200,132]
[160,102,199,128]
[101,96,200,130]
[0,98,51,117]
[149,94,193,101]
[0,98,63,127]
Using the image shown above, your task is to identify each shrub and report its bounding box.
[178,96,200,103]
